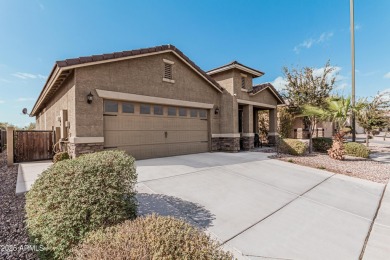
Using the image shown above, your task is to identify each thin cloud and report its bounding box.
[384,72,390,79]
[12,72,47,80]
[0,100,5,104]
[271,76,288,91]
[16,97,35,102]
[355,24,362,30]
[294,32,334,53]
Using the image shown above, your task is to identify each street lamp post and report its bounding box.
[350,0,356,142]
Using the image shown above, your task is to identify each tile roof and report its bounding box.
[55,44,223,91]
[207,60,264,77]
[250,83,285,104]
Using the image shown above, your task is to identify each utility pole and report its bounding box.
[350,0,356,142]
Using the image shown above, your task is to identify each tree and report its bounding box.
[282,61,337,153]
[0,122,18,130]
[355,92,390,146]
[23,122,36,130]
[302,96,352,160]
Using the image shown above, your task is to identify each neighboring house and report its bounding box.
[290,118,335,139]
[31,45,284,159]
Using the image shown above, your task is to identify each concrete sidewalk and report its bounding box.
[363,183,390,259]
[15,160,52,194]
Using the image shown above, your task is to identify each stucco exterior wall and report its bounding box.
[74,52,222,137]
[35,73,76,138]
[211,71,237,134]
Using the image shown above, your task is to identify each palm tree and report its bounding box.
[300,96,352,153]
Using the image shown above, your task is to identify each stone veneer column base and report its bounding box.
[67,142,104,158]
[241,136,254,150]
[211,137,240,152]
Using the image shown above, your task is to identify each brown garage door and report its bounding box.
[103,100,209,160]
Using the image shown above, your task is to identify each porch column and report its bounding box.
[268,108,278,144]
[242,105,254,150]
[7,127,14,166]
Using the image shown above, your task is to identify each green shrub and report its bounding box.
[312,137,333,153]
[279,138,307,156]
[69,215,233,260]
[26,150,137,259]
[344,142,370,158]
[53,151,70,163]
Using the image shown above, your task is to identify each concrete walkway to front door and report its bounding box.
[135,152,387,260]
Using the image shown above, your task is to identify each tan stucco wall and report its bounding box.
[211,71,238,134]
[35,73,76,137]
[74,52,222,137]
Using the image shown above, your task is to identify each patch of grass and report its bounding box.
[288,159,294,163]
[317,165,326,170]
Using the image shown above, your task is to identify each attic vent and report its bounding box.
[164,63,172,80]
[241,77,246,89]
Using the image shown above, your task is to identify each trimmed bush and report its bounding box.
[312,137,333,153]
[26,150,137,259]
[69,215,233,260]
[53,151,70,163]
[279,138,307,156]
[345,142,370,158]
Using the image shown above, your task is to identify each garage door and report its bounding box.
[103,100,209,159]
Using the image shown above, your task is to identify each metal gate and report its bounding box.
[14,130,55,162]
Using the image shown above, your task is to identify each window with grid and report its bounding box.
[104,100,118,113]
[241,77,246,89]
[164,63,173,80]
[168,107,177,116]
[140,104,151,114]
[122,102,134,113]
[154,105,163,115]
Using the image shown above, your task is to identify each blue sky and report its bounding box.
[0,0,389,127]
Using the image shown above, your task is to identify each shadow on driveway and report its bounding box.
[137,193,215,229]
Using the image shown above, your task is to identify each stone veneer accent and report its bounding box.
[67,142,104,158]
[241,136,254,150]
[211,137,240,152]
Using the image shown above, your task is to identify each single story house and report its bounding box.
[31,45,284,159]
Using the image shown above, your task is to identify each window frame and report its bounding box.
[104,100,119,113]
[140,104,151,115]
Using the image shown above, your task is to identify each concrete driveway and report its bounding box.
[136,152,386,260]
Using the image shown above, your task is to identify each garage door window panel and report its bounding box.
[154,105,163,115]
[168,107,177,116]
[140,104,151,114]
[190,109,198,117]
[104,100,118,113]
[199,110,207,118]
[122,102,135,114]
[179,108,187,117]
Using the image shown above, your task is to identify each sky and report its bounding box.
[0,0,389,127]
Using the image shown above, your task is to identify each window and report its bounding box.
[122,102,134,113]
[140,104,151,114]
[154,105,163,115]
[179,108,187,117]
[199,110,207,118]
[241,77,246,89]
[164,63,172,80]
[168,107,177,116]
[190,109,198,117]
[104,100,118,113]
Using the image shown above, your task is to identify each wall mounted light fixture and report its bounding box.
[87,92,94,104]
[214,107,220,115]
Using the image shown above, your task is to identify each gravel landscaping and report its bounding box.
[272,152,390,184]
[0,152,38,260]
